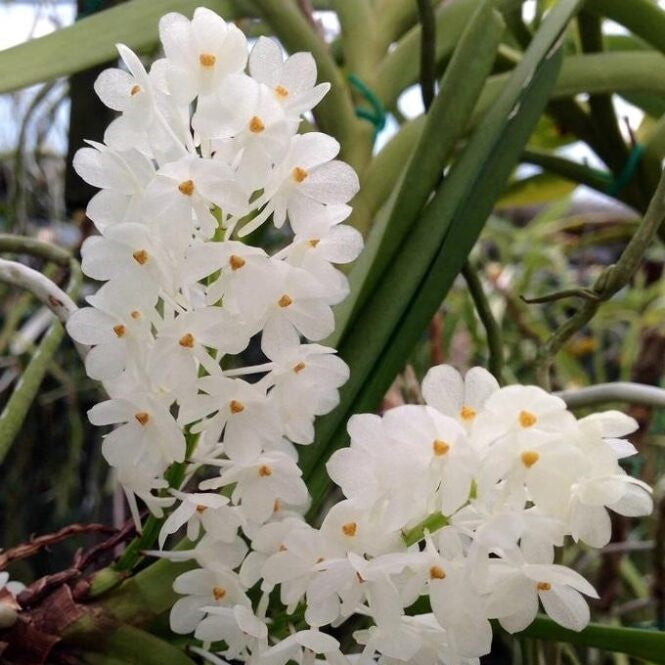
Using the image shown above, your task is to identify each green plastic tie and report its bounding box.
[348,74,387,139]
[607,143,645,196]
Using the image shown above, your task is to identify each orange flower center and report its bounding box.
[134,412,149,426]
[292,167,308,183]
[460,405,476,421]
[229,400,245,414]
[341,522,357,537]
[429,566,446,580]
[521,450,540,468]
[278,294,293,308]
[229,255,246,271]
[178,333,195,348]
[249,116,265,133]
[132,249,148,265]
[519,410,537,428]
[178,179,194,196]
[199,53,216,68]
[432,439,450,456]
[212,586,226,600]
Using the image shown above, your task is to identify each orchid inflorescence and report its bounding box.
[61,7,651,665]
[66,7,361,526]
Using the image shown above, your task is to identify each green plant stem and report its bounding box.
[375,0,439,50]
[0,258,80,325]
[577,12,628,171]
[577,12,642,206]
[556,382,665,409]
[522,149,613,195]
[402,512,448,547]
[586,0,665,55]
[535,167,665,387]
[462,263,505,384]
[332,0,377,80]
[331,0,378,177]
[415,0,436,109]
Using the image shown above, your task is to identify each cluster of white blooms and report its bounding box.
[164,365,651,665]
[67,8,361,529]
[66,8,653,665]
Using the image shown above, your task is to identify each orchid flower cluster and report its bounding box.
[159,366,650,665]
[64,7,653,665]
[66,9,361,526]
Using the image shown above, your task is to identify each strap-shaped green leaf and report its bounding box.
[375,0,522,109]
[0,0,246,94]
[517,616,665,665]
[346,0,505,336]
[302,0,584,509]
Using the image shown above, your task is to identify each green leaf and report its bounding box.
[350,0,505,333]
[517,616,665,665]
[0,0,246,94]
[375,0,522,108]
[302,0,582,510]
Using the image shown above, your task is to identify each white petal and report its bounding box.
[300,161,359,204]
[540,585,590,632]
[94,67,134,111]
[87,399,129,426]
[249,36,283,86]
[422,365,464,416]
[464,367,500,409]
